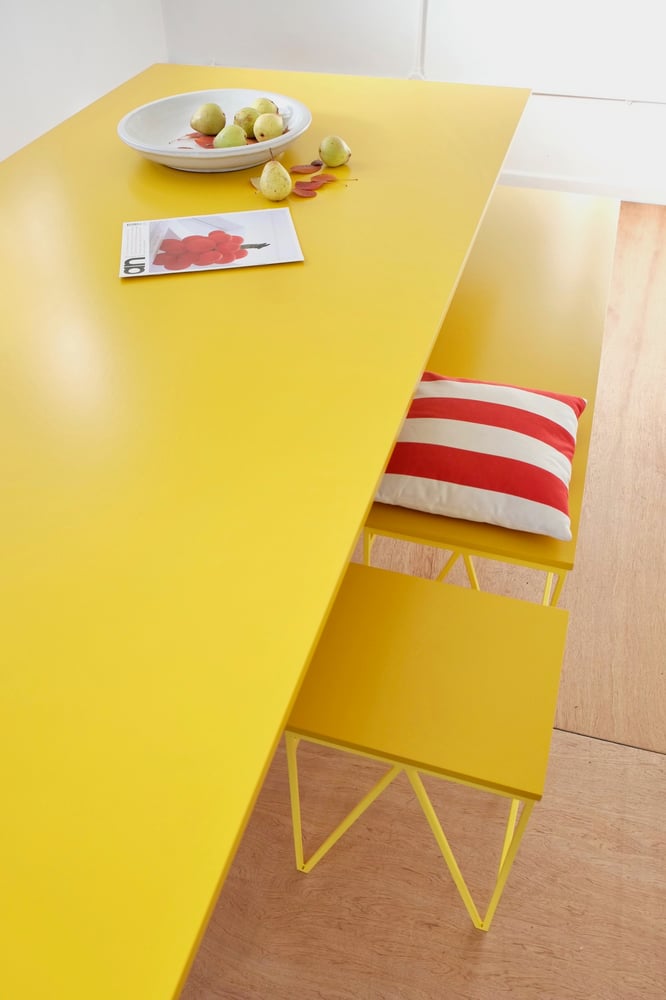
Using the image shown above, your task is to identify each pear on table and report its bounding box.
[319,135,351,167]
[259,159,292,201]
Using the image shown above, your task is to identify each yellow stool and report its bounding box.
[286,563,568,930]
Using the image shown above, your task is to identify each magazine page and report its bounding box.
[120,207,303,277]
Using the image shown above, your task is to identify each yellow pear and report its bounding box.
[234,106,259,138]
[213,123,247,148]
[253,112,285,142]
[319,135,352,167]
[190,102,226,135]
[253,97,279,115]
[259,159,292,201]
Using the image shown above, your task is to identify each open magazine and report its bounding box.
[119,207,303,277]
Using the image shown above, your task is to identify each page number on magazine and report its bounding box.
[123,256,146,275]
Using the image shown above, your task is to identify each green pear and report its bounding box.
[234,106,259,138]
[253,112,285,142]
[253,97,279,115]
[212,123,248,148]
[259,159,292,201]
[190,102,226,135]
[319,135,351,167]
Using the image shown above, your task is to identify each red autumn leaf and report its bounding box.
[296,175,337,191]
[290,163,322,174]
[292,186,317,198]
[189,132,216,149]
[292,176,337,197]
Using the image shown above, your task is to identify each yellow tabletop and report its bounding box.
[288,563,568,800]
[0,64,528,999]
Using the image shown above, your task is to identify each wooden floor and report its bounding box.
[181,202,666,1000]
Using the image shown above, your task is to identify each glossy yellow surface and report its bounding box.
[0,65,528,999]
[288,564,568,800]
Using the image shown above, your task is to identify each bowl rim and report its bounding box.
[117,88,312,161]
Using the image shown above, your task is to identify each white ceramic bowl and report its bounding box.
[117,88,312,172]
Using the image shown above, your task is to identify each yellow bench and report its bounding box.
[286,563,568,930]
[364,185,620,605]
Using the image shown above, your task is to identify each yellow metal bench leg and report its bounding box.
[463,554,481,590]
[406,768,534,931]
[547,571,566,607]
[286,733,402,873]
[362,529,375,566]
[435,551,480,590]
[435,551,462,583]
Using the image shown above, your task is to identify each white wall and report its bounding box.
[160,0,422,79]
[424,0,666,102]
[0,0,167,162]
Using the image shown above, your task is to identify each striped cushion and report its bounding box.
[376,372,586,540]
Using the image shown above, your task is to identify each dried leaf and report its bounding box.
[291,185,317,198]
[249,177,261,190]
[290,163,322,174]
[294,175,337,193]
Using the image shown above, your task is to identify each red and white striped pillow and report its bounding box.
[376,372,586,540]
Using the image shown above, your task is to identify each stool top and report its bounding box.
[288,564,568,800]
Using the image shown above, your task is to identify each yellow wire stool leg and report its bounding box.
[285,732,306,869]
[499,798,521,871]
[482,798,535,931]
[406,768,484,928]
[286,733,402,873]
[407,768,534,931]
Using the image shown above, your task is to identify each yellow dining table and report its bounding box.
[0,64,529,999]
